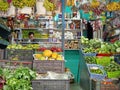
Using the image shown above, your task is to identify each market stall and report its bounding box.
[0,0,120,90]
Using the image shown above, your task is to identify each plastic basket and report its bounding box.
[0,60,32,69]
[107,71,120,78]
[5,49,34,61]
[87,64,107,80]
[81,49,97,56]
[91,79,120,90]
[32,79,70,90]
[83,53,97,56]
[0,49,4,59]
[96,56,111,66]
[33,60,65,74]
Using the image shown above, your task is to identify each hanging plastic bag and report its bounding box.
[36,1,46,15]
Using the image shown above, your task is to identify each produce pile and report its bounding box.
[7,44,40,50]
[0,0,9,11]
[12,0,36,8]
[82,37,120,79]
[0,67,36,90]
[81,36,120,54]
[34,49,64,60]
[43,0,56,11]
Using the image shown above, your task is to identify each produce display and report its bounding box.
[37,46,62,52]
[85,56,96,64]
[7,44,40,50]
[33,49,64,60]
[0,67,36,90]
[106,2,120,11]
[104,61,120,72]
[81,36,120,54]
[65,40,79,49]
[0,0,9,11]
[43,0,56,11]
[90,68,103,75]
[12,0,36,8]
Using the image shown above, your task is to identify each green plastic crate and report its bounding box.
[96,56,111,66]
[107,71,120,78]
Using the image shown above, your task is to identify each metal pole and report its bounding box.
[61,0,65,56]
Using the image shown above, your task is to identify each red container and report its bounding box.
[97,53,113,56]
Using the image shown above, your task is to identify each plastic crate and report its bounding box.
[83,53,97,56]
[87,64,107,80]
[32,79,70,90]
[96,56,111,66]
[5,49,34,61]
[107,71,120,78]
[91,79,120,90]
[33,60,65,74]
[81,49,97,56]
[0,60,32,69]
[0,49,4,59]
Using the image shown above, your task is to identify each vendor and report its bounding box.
[28,32,35,43]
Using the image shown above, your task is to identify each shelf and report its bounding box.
[64,49,79,50]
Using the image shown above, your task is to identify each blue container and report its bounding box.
[87,64,107,80]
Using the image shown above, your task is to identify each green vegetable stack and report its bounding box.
[1,67,36,90]
[105,61,120,78]
[81,36,120,54]
[85,56,96,64]
[90,68,103,75]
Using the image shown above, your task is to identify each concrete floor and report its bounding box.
[70,83,83,90]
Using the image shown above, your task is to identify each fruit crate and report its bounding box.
[33,60,65,74]
[0,49,4,59]
[0,60,32,69]
[32,79,70,90]
[96,56,112,66]
[87,64,107,80]
[91,79,120,90]
[107,71,120,78]
[5,49,34,61]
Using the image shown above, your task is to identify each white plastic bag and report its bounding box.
[7,5,15,16]
[36,1,46,15]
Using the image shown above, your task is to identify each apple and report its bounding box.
[56,47,62,52]
[38,47,47,51]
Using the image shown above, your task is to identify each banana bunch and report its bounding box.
[106,2,120,11]
[23,0,36,7]
[12,0,36,8]
[0,1,9,11]
[43,0,56,11]
[90,1,100,8]
[66,0,74,6]
[12,0,25,8]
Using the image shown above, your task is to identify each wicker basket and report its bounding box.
[5,49,34,61]
[33,60,65,74]
[32,79,70,90]
[0,49,4,59]
[91,79,120,90]
[0,60,32,69]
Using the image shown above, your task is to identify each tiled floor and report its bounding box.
[70,83,83,90]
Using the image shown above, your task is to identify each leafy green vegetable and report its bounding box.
[2,66,36,90]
